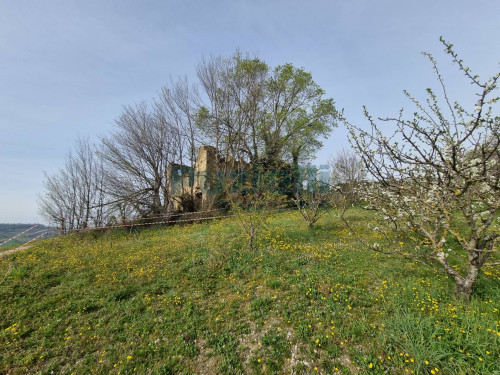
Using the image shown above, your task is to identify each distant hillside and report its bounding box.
[0,223,54,247]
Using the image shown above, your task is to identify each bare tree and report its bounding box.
[158,77,201,171]
[100,102,180,217]
[329,149,366,212]
[329,149,366,187]
[157,77,202,209]
[39,137,107,231]
[294,192,327,228]
[233,191,285,249]
[343,38,500,300]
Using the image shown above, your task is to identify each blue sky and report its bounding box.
[0,0,499,223]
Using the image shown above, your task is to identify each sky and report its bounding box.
[0,0,499,223]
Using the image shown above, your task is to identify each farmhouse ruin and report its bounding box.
[167,145,329,211]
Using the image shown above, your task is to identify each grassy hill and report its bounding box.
[0,209,498,374]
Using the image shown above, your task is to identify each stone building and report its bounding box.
[167,145,306,211]
[167,145,247,211]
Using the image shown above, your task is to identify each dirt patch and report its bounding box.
[194,339,218,375]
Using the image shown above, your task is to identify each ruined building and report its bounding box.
[167,145,314,211]
[167,146,247,211]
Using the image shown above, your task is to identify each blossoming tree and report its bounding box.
[343,38,499,299]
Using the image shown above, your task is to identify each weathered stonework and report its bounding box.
[168,145,241,211]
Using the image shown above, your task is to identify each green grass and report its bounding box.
[0,209,499,374]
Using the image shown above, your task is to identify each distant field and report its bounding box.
[0,224,54,247]
[0,209,499,374]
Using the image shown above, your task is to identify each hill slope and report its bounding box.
[1,209,499,374]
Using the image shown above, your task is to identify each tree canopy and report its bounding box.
[196,52,337,168]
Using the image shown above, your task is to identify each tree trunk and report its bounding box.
[453,264,479,300]
[291,155,300,198]
[247,229,256,249]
